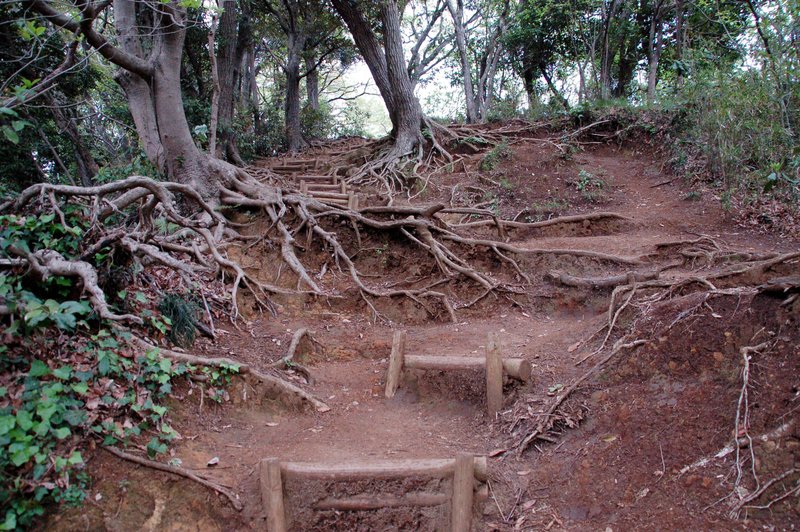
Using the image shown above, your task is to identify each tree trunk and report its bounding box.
[114,0,227,199]
[379,0,423,154]
[600,0,622,100]
[47,95,99,186]
[284,33,308,153]
[646,8,663,105]
[540,65,570,112]
[304,54,320,112]
[331,0,396,117]
[446,0,477,123]
[216,0,245,165]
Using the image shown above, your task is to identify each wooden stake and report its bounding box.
[261,458,287,532]
[451,453,474,532]
[385,330,406,398]
[485,333,503,417]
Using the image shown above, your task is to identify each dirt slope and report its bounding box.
[50,134,799,531]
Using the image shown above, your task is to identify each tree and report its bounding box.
[447,0,510,122]
[331,0,425,161]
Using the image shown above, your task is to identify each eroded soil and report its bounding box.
[50,131,800,531]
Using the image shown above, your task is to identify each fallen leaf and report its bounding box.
[601,435,617,443]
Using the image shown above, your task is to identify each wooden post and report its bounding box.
[261,458,287,532]
[385,330,406,398]
[340,180,347,194]
[451,453,474,532]
[300,180,307,194]
[485,333,503,417]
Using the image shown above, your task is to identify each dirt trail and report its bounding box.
[51,139,799,531]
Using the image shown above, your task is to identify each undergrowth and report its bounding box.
[0,209,237,529]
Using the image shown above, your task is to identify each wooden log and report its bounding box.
[385,330,406,398]
[348,193,359,210]
[485,333,503,417]
[305,183,343,191]
[451,454,474,532]
[313,492,447,510]
[299,180,308,194]
[404,355,531,382]
[294,174,332,181]
[261,458,287,532]
[279,456,487,482]
[309,191,349,200]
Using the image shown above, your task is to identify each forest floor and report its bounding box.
[49,126,800,530]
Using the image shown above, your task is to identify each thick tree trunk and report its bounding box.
[114,0,226,199]
[285,33,308,153]
[446,0,477,123]
[379,0,423,154]
[331,0,396,117]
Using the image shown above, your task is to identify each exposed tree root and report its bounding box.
[130,336,330,412]
[270,327,319,383]
[101,445,243,511]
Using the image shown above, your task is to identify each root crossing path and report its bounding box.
[53,141,799,530]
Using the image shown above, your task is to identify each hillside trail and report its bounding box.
[51,139,797,531]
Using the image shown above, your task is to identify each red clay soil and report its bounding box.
[49,133,800,531]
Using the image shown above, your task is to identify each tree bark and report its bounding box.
[285,32,308,152]
[379,0,423,154]
[304,54,320,112]
[331,0,396,117]
[646,4,664,105]
[216,0,245,165]
[447,0,477,123]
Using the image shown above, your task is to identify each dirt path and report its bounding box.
[51,140,799,531]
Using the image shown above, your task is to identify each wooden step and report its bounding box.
[306,183,347,193]
[295,174,335,182]
[261,456,486,531]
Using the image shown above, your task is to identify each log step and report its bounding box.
[276,456,487,481]
[385,331,530,416]
[295,174,335,182]
[306,183,347,193]
[405,355,531,382]
[261,456,486,531]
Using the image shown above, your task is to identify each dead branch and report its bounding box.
[517,338,647,455]
[101,445,243,511]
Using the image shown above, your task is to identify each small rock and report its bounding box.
[712,351,725,362]
[207,457,219,467]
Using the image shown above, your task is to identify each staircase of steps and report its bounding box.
[266,158,359,209]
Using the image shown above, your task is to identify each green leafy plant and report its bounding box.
[479,139,512,171]
[574,169,606,202]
